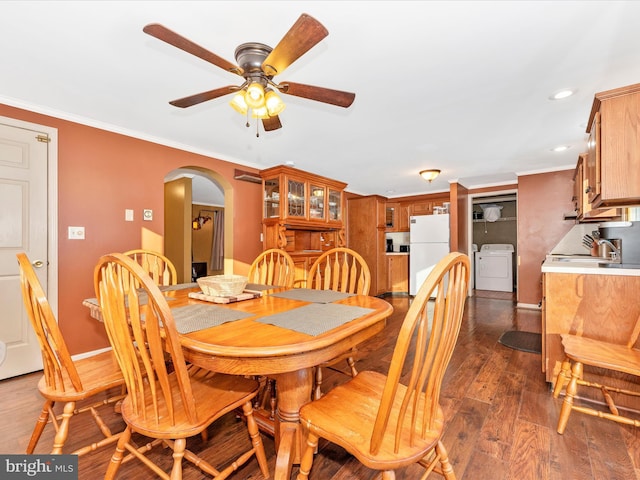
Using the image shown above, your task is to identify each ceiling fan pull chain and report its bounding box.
[256,120,260,138]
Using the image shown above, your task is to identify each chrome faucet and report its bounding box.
[597,239,622,262]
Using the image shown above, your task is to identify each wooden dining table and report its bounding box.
[84,283,393,480]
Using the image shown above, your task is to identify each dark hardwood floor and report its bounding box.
[2,292,639,479]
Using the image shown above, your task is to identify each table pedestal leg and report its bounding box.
[273,368,312,480]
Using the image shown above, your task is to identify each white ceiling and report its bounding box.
[2,1,640,198]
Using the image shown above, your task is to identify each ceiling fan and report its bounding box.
[143,13,355,133]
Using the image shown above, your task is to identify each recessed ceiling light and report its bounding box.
[549,89,576,100]
[285,161,295,166]
[552,145,570,152]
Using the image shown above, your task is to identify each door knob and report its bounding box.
[32,260,44,268]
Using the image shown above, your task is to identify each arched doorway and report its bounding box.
[164,167,234,283]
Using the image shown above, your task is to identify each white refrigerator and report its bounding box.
[409,214,450,295]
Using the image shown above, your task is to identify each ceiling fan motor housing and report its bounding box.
[235,42,274,82]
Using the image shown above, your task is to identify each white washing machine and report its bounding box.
[475,244,514,292]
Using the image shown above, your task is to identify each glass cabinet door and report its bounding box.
[328,189,342,222]
[264,177,280,218]
[309,184,325,220]
[287,178,306,218]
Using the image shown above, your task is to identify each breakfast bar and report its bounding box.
[541,257,640,410]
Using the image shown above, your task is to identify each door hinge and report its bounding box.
[36,134,50,143]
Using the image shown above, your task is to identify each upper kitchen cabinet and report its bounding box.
[385,202,409,232]
[585,83,640,209]
[573,153,618,221]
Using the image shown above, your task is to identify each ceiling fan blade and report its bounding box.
[262,115,282,131]
[169,86,237,108]
[143,23,242,75]
[280,82,355,108]
[262,14,328,77]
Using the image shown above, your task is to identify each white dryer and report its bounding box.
[475,244,514,292]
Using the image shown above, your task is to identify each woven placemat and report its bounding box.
[246,283,275,291]
[159,282,199,292]
[270,288,354,304]
[256,303,374,336]
[171,304,253,334]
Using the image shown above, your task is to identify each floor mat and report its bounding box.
[498,330,542,354]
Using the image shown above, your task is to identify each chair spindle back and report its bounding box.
[17,253,82,392]
[308,247,371,294]
[371,252,469,455]
[95,253,198,426]
[248,248,295,287]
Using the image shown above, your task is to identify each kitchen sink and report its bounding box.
[547,255,609,263]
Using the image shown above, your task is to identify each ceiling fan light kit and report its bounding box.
[143,13,355,134]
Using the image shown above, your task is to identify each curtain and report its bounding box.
[210,210,224,271]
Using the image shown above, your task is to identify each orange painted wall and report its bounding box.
[517,170,575,305]
[1,103,263,355]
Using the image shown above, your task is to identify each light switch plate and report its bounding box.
[125,209,134,221]
[143,209,153,221]
[68,226,85,240]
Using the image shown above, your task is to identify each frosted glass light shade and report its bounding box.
[245,82,265,108]
[251,106,270,119]
[265,89,285,116]
[419,169,441,182]
[229,92,248,114]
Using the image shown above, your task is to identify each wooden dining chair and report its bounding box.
[552,312,640,433]
[307,247,371,399]
[16,253,126,456]
[94,253,269,480]
[247,248,295,417]
[124,249,177,286]
[297,252,470,480]
[248,248,295,287]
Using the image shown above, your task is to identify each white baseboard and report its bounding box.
[517,302,541,310]
[71,346,112,361]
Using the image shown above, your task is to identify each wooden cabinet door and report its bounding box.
[585,111,600,204]
[385,202,398,231]
[386,255,408,293]
[410,201,433,216]
[572,157,583,218]
[397,204,410,232]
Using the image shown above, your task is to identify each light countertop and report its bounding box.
[542,257,640,276]
[386,252,409,256]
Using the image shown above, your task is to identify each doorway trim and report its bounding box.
[466,187,518,297]
[0,115,58,314]
[179,166,234,274]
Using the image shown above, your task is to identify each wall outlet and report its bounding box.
[143,209,153,221]
[68,226,85,240]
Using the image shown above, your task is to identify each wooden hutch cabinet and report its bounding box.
[260,165,347,284]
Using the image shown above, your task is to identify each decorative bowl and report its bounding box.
[197,275,248,297]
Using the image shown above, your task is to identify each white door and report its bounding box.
[0,121,49,379]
